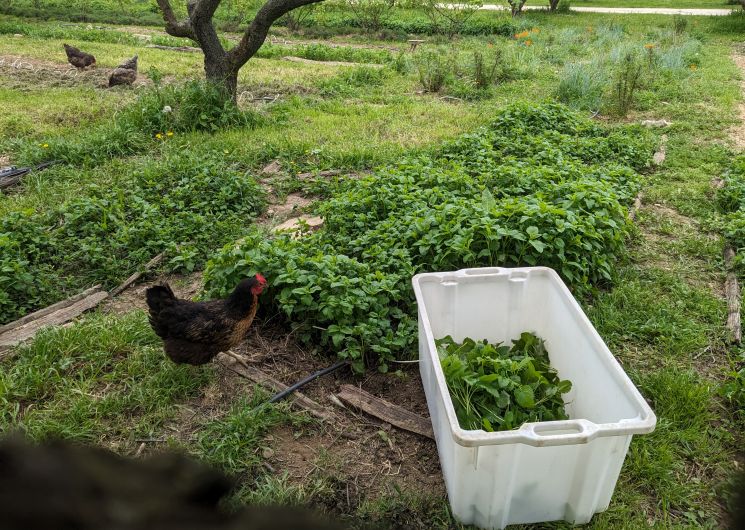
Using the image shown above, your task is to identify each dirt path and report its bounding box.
[470,4,735,15]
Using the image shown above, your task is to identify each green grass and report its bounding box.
[1,8,744,529]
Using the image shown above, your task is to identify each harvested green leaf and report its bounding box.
[438,333,572,432]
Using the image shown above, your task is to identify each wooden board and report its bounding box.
[0,285,102,335]
[0,290,108,350]
[336,384,434,439]
[109,253,164,297]
[217,353,336,422]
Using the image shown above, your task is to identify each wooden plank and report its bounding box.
[336,384,434,439]
[0,291,108,349]
[0,285,102,334]
[109,253,164,297]
[725,246,742,345]
[217,354,336,422]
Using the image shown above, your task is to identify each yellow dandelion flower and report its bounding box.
[155,133,163,139]
[525,40,533,47]
[223,149,229,154]
[166,131,174,137]
[587,26,593,32]
[644,43,655,49]
[42,143,49,148]
[690,64,697,71]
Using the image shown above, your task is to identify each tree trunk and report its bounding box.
[204,58,239,101]
[549,0,560,11]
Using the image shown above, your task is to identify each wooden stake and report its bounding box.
[217,353,336,422]
[335,384,434,440]
[109,253,164,297]
[725,246,742,345]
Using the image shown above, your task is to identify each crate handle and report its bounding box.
[520,419,599,446]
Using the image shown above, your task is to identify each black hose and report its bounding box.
[267,359,350,404]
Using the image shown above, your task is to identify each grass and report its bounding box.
[0,6,744,529]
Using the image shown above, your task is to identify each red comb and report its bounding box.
[255,273,267,284]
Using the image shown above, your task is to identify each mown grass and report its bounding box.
[0,8,744,529]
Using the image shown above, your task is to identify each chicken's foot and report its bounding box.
[224,349,250,369]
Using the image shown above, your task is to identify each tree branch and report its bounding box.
[228,0,324,69]
[155,0,196,40]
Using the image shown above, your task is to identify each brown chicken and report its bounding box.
[63,44,96,69]
[109,54,138,87]
[145,274,267,366]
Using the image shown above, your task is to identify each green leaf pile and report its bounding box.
[204,103,654,371]
[438,333,572,432]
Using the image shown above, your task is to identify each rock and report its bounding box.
[13,34,23,38]
[261,160,282,176]
[273,216,324,237]
[640,119,671,128]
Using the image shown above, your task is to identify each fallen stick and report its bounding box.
[335,384,434,440]
[724,246,742,345]
[109,253,164,297]
[217,353,336,421]
[628,193,643,222]
[0,290,108,350]
[145,44,202,53]
[0,285,103,335]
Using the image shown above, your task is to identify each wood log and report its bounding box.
[725,246,742,345]
[217,354,336,422]
[0,285,102,335]
[109,253,164,297]
[0,290,108,350]
[335,384,434,439]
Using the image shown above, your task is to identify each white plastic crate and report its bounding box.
[412,267,656,529]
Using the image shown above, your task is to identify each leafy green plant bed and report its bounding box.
[439,333,572,432]
[205,103,653,372]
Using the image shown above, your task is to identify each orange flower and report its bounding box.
[514,30,530,39]
[644,43,655,49]
[525,39,533,47]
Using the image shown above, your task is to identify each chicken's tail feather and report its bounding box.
[145,284,176,314]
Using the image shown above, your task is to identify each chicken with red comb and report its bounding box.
[146,274,267,367]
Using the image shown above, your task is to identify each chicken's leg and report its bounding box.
[224,349,250,369]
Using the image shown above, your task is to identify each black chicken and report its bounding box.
[0,435,344,530]
[109,54,138,87]
[146,275,267,367]
[63,44,96,69]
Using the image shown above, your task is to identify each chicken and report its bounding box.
[0,435,344,530]
[63,44,96,70]
[108,54,138,87]
[146,274,267,366]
